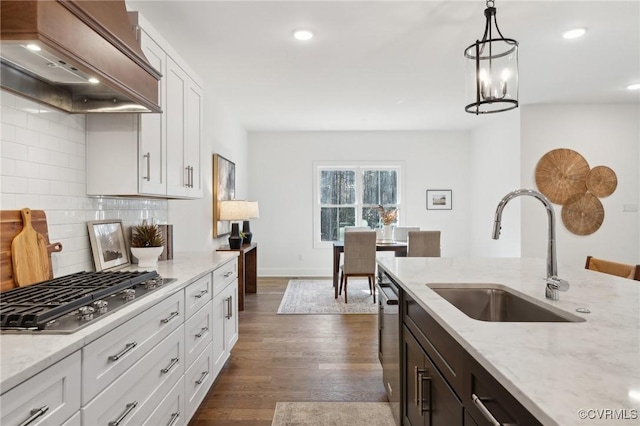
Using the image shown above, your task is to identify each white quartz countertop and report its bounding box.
[377,257,640,426]
[0,251,238,393]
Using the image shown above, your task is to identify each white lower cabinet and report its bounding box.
[142,376,185,426]
[185,303,213,368]
[82,290,184,404]
[212,278,239,378]
[185,341,214,420]
[0,352,81,426]
[61,411,81,426]
[82,324,185,425]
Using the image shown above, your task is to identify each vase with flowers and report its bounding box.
[378,204,399,242]
[130,223,165,268]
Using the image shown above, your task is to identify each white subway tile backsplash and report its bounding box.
[1,140,29,161]
[1,90,169,278]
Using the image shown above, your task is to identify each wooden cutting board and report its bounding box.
[11,208,50,287]
[1,209,62,291]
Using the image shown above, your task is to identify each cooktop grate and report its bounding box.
[0,270,159,330]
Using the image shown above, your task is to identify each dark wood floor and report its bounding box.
[189,277,387,425]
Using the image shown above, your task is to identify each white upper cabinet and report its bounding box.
[165,57,203,198]
[86,13,202,199]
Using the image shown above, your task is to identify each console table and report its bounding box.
[216,243,257,310]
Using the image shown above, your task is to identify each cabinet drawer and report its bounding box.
[212,260,237,296]
[82,324,185,426]
[1,352,81,426]
[142,376,184,426]
[403,292,464,394]
[82,290,184,404]
[61,411,81,426]
[464,354,542,426]
[185,273,212,319]
[184,302,213,369]
[184,341,214,420]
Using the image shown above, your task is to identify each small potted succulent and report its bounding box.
[130,223,165,268]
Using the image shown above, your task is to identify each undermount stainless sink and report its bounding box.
[427,284,585,323]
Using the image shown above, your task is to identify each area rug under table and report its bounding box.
[277,279,378,314]
[271,402,395,426]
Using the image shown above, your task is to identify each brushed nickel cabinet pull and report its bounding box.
[161,311,179,324]
[161,357,179,374]
[167,411,180,426]
[108,401,138,426]
[223,271,233,278]
[143,152,151,181]
[414,366,420,406]
[194,288,208,299]
[472,393,501,426]
[420,374,432,414]
[195,326,209,338]
[195,370,209,385]
[18,405,49,426]
[190,166,194,188]
[109,342,137,361]
[225,296,233,319]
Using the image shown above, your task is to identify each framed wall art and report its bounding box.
[426,189,452,210]
[213,154,236,237]
[87,220,130,271]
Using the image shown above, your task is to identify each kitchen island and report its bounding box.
[0,251,238,426]
[378,256,640,426]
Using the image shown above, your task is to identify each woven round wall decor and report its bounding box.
[535,148,590,205]
[561,193,604,236]
[586,165,617,197]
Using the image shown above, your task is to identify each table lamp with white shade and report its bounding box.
[242,201,260,244]
[218,200,248,249]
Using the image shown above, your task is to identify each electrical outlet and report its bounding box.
[623,204,638,212]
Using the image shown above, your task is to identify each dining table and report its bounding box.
[332,240,407,298]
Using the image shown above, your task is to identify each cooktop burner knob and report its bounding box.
[121,289,136,301]
[78,306,95,321]
[93,300,108,314]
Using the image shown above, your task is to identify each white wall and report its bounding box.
[0,91,168,276]
[469,112,521,257]
[247,131,471,276]
[520,104,640,269]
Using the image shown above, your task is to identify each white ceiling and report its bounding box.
[126,1,640,131]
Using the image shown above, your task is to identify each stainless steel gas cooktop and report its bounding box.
[0,270,176,334]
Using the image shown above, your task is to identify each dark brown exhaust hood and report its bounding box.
[0,0,161,113]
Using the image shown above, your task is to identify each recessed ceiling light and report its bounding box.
[627,83,640,91]
[293,30,313,41]
[562,28,586,39]
[25,44,41,52]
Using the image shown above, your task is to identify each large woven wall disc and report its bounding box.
[561,193,604,236]
[535,149,590,204]
[586,166,617,197]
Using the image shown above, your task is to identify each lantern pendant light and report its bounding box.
[464,0,519,114]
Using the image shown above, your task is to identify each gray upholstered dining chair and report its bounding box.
[407,231,441,257]
[339,230,377,303]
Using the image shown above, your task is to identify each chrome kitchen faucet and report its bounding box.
[492,189,570,300]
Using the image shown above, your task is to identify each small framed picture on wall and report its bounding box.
[426,189,452,210]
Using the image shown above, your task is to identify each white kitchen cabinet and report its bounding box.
[82,290,184,404]
[82,324,185,426]
[184,341,214,420]
[184,303,213,369]
[165,56,203,198]
[184,272,212,319]
[0,351,81,426]
[85,13,202,199]
[211,277,239,378]
[142,376,185,426]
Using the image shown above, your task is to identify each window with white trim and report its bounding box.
[313,163,402,247]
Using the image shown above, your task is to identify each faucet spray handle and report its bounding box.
[545,276,570,301]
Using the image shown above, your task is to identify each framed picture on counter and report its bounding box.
[426,189,452,210]
[87,220,130,271]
